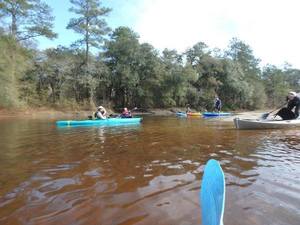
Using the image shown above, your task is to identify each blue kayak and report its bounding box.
[200,159,225,225]
[203,112,231,117]
[176,112,187,117]
[56,117,142,126]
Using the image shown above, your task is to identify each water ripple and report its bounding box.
[0,117,299,225]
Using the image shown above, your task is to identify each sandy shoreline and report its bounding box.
[220,111,268,122]
[0,107,271,120]
[0,109,92,119]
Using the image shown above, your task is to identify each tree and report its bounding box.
[159,49,182,107]
[0,0,56,41]
[67,0,111,66]
[283,66,300,93]
[225,38,261,79]
[159,49,199,108]
[262,65,290,107]
[0,1,56,107]
[184,43,224,109]
[225,38,266,109]
[218,60,249,109]
[104,27,140,107]
[134,43,163,108]
[0,34,32,108]
[93,55,111,106]
[185,42,209,66]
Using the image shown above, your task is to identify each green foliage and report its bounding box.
[283,67,300,93]
[104,27,140,107]
[225,38,266,109]
[0,0,299,111]
[0,0,56,41]
[67,0,111,65]
[0,34,32,108]
[262,65,290,107]
[15,30,300,110]
[226,38,261,79]
[0,0,55,107]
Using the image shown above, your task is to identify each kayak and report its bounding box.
[234,117,300,130]
[176,112,187,117]
[56,117,142,126]
[187,112,201,116]
[176,112,201,117]
[203,112,231,117]
[200,159,225,225]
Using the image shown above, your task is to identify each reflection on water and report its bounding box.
[0,116,299,225]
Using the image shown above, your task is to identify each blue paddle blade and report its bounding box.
[200,159,225,225]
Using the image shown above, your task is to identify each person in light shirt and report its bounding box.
[94,106,107,120]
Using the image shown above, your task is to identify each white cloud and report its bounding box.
[132,0,300,68]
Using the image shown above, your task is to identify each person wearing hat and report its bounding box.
[275,91,300,120]
[186,105,192,113]
[94,106,107,120]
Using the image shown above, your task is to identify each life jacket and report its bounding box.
[121,111,132,118]
[215,99,221,107]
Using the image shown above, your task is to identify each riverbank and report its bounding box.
[220,110,267,122]
[0,107,188,118]
[0,107,270,120]
[0,108,94,119]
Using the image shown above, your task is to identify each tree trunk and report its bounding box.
[85,3,90,69]
[11,11,17,38]
[85,34,89,67]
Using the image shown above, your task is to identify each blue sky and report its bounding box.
[38,0,300,68]
[38,0,141,48]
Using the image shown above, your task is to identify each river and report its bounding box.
[0,116,299,225]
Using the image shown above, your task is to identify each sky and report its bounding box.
[38,0,300,68]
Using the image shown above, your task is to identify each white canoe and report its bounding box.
[234,118,300,130]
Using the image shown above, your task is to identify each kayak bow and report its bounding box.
[56,117,142,126]
[176,112,201,117]
[200,159,225,225]
[234,117,300,130]
[203,112,231,117]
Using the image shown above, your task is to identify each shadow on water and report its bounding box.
[0,116,299,225]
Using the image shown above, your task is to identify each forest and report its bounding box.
[1,0,300,111]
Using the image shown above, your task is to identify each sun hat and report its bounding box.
[288,91,297,96]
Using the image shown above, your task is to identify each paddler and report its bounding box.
[95,106,107,120]
[186,105,192,113]
[214,96,222,112]
[120,107,132,118]
[275,91,300,120]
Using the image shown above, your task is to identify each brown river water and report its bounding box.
[0,116,299,225]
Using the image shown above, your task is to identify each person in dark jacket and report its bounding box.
[276,92,300,120]
[214,97,222,112]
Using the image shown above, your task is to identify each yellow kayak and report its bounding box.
[187,112,201,116]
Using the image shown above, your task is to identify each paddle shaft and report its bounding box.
[261,102,287,119]
[268,102,287,115]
